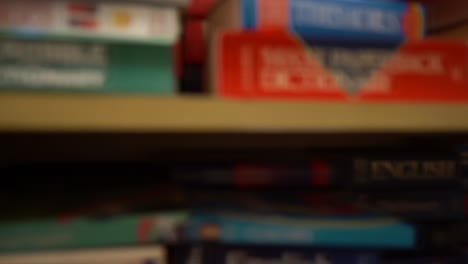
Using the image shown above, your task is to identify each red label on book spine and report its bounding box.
[217,32,468,102]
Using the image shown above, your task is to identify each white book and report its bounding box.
[0,0,180,45]
[0,245,166,264]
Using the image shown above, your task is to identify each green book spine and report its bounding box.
[0,211,188,253]
[0,38,176,94]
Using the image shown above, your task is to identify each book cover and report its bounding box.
[0,38,176,94]
[0,0,180,45]
[0,211,187,252]
[208,0,425,43]
[188,212,415,248]
[0,245,167,264]
[214,31,468,102]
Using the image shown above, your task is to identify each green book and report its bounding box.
[0,38,176,94]
[0,211,188,253]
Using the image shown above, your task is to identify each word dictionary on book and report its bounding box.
[212,32,468,102]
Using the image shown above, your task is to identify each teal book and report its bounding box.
[189,212,415,248]
[0,38,176,94]
[0,211,188,253]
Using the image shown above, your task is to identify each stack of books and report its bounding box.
[3,0,467,103]
[1,147,468,263]
[0,0,183,94]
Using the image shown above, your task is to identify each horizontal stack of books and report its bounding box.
[0,0,183,94]
[1,0,466,103]
[1,147,468,263]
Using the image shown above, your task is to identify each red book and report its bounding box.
[187,0,218,17]
[212,31,468,103]
[184,19,206,64]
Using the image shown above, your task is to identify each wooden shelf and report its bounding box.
[1,92,468,133]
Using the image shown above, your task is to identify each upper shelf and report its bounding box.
[0,92,468,133]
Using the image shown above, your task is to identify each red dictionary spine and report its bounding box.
[216,31,468,102]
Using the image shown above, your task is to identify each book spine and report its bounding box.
[187,0,219,18]
[184,19,207,65]
[242,0,425,43]
[416,222,468,249]
[349,192,466,221]
[189,213,415,248]
[0,212,187,252]
[173,156,461,189]
[0,0,180,45]
[351,156,460,189]
[172,161,338,187]
[424,0,468,31]
[0,245,167,264]
[180,18,208,93]
[217,31,468,102]
[458,145,468,188]
[383,255,462,264]
[197,243,380,264]
[0,39,175,93]
[168,244,205,264]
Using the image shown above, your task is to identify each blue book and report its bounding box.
[208,0,425,43]
[188,212,415,248]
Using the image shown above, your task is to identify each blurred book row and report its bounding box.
[1,146,468,263]
[0,0,467,102]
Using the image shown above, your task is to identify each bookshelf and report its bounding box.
[1,92,468,133]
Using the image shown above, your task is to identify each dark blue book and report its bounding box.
[348,192,466,221]
[172,152,462,189]
[170,243,379,264]
[172,160,342,188]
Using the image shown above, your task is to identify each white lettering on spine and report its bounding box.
[293,1,401,34]
[259,47,333,91]
[0,66,105,88]
[0,41,107,66]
